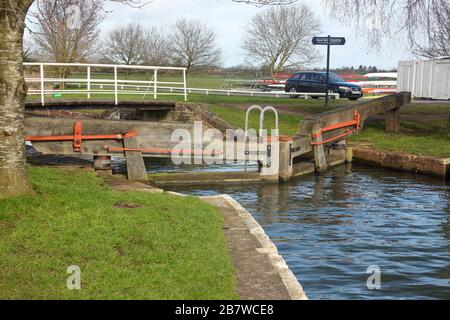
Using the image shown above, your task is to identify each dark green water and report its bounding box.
[139,159,449,300]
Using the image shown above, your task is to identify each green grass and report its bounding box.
[351,120,450,157]
[0,167,237,300]
[210,105,302,136]
[27,91,344,108]
[402,104,450,115]
[67,72,230,89]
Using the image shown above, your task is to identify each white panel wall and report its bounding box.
[397,58,450,100]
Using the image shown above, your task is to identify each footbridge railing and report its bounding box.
[24,62,188,106]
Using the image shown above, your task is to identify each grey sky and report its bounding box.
[31,0,415,69]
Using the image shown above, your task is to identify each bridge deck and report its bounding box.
[25,99,176,111]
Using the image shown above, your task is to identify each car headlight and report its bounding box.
[338,86,351,92]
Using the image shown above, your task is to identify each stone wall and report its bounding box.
[353,147,450,178]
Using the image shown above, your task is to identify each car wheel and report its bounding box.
[289,87,298,99]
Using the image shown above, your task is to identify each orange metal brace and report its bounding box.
[26,121,138,152]
[73,121,83,152]
[311,111,361,145]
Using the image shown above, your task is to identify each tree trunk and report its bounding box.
[0,1,34,198]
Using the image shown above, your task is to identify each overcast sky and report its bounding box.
[30,0,415,69]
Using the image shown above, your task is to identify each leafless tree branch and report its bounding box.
[169,18,223,70]
[29,0,105,64]
[103,22,168,65]
[322,0,450,57]
[231,0,298,6]
[242,4,321,76]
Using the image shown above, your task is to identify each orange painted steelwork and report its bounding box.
[25,121,138,152]
[311,111,361,145]
[73,121,83,152]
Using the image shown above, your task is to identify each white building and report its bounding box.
[398,56,450,100]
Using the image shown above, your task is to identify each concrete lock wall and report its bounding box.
[398,57,450,100]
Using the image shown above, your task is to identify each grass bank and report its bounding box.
[208,101,449,157]
[350,119,450,157]
[210,105,302,136]
[0,167,237,300]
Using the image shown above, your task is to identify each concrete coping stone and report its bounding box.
[218,194,308,300]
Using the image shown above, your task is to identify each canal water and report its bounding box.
[136,159,449,300]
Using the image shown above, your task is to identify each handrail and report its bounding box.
[24,62,186,71]
[24,62,188,106]
[245,105,263,138]
[244,105,279,172]
[260,106,279,135]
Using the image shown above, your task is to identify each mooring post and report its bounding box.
[385,107,400,133]
[123,137,149,183]
[93,156,112,175]
[278,138,294,182]
[259,137,280,183]
[311,123,328,173]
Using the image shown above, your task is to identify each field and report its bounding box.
[0,167,237,299]
[350,105,450,157]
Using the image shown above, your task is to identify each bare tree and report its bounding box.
[0,0,35,198]
[30,0,104,63]
[323,0,450,56]
[169,18,222,71]
[104,23,168,65]
[23,38,36,62]
[0,0,297,198]
[242,4,321,76]
[412,4,450,58]
[141,26,168,65]
[104,22,147,65]
[233,0,297,5]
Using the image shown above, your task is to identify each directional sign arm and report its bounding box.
[312,37,346,46]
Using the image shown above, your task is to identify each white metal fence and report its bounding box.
[24,62,188,106]
[24,62,340,105]
[153,86,340,99]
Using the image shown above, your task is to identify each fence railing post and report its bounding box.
[40,64,45,106]
[183,69,187,101]
[154,69,158,100]
[87,66,91,99]
[114,66,118,105]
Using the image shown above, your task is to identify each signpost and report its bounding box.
[312,36,346,107]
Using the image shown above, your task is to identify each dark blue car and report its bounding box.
[285,71,363,100]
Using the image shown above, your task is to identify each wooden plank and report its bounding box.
[25,117,196,156]
[297,92,411,135]
[312,123,327,172]
[25,99,176,111]
[385,107,400,132]
[123,137,149,183]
